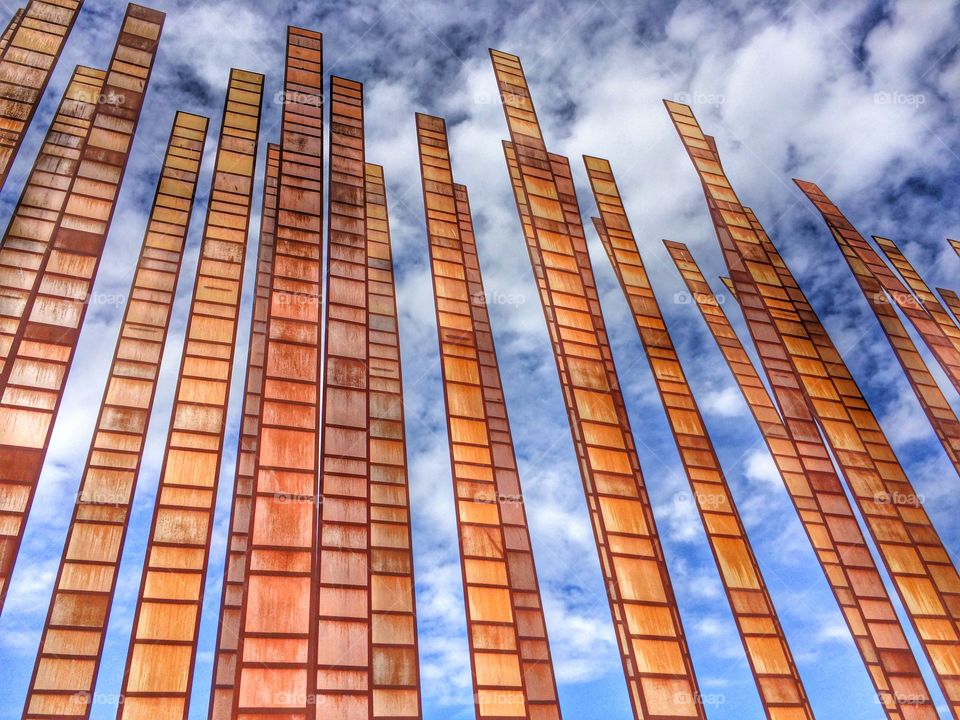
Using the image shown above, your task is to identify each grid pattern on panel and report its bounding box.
[364,162,423,719]
[116,68,263,720]
[0,4,163,614]
[208,143,279,720]
[417,113,561,720]
[0,0,84,191]
[0,64,102,381]
[0,7,25,59]
[822,227,960,474]
[797,181,960,391]
[940,288,960,324]
[233,26,323,720]
[313,74,371,720]
[584,157,813,720]
[491,49,704,720]
[665,240,936,720]
[665,99,960,717]
[873,235,960,336]
[23,110,208,720]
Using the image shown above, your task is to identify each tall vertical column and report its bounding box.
[797,181,960,390]
[0,4,163,614]
[491,49,703,720]
[208,142,280,720]
[312,74,371,720]
[364,162,422,719]
[0,0,85,191]
[116,67,263,720]
[666,100,960,717]
[584,157,813,720]
[665,240,936,719]
[232,26,323,720]
[22,110,208,720]
[417,113,562,720]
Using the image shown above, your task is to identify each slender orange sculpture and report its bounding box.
[311,74,375,720]
[208,143,279,720]
[797,181,960,390]
[417,112,562,720]
[667,100,960,716]
[22,110,207,720]
[116,67,263,720]
[0,4,163,614]
[584,157,813,719]
[940,287,960,323]
[492,49,704,720]
[0,7,25,57]
[364,162,422,718]
[811,225,960,474]
[231,27,322,720]
[0,0,85,191]
[665,240,937,719]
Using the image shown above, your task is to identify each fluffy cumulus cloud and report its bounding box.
[0,1,958,719]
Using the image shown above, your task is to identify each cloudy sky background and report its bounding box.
[0,0,959,718]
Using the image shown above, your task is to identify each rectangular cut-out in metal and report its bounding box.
[22,110,207,720]
[0,4,164,614]
[417,112,562,720]
[116,67,263,720]
[584,156,813,720]
[492,49,704,720]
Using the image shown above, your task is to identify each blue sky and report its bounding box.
[0,0,959,718]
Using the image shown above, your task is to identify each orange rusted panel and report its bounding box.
[116,67,263,720]
[584,156,813,720]
[0,7,25,58]
[940,287,960,324]
[21,110,207,720]
[364,162,423,719]
[0,0,85,191]
[665,240,937,719]
[797,181,960,392]
[207,143,280,720]
[230,27,322,720]
[492,49,704,720]
[666,99,958,717]
[0,4,164,615]
[311,73,372,720]
[417,112,561,720]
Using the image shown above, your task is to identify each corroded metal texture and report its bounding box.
[0,0,85,191]
[584,156,813,720]
[492,49,704,720]
[666,240,937,719]
[0,4,163,614]
[115,67,263,720]
[364,162,422,719]
[22,110,207,720]
[231,27,322,720]
[417,112,561,720]
[667,99,959,717]
[311,73,371,720]
[207,142,279,720]
[797,181,960,391]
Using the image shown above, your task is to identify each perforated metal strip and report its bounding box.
[797,181,960,391]
[816,226,960,474]
[115,67,263,720]
[665,240,936,720]
[417,112,561,720]
[312,74,371,720]
[207,142,279,720]
[22,110,207,720]
[666,99,959,717]
[230,28,323,720]
[0,5,163,614]
[492,49,704,720]
[584,156,813,720]
[364,162,423,719]
[0,0,84,191]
